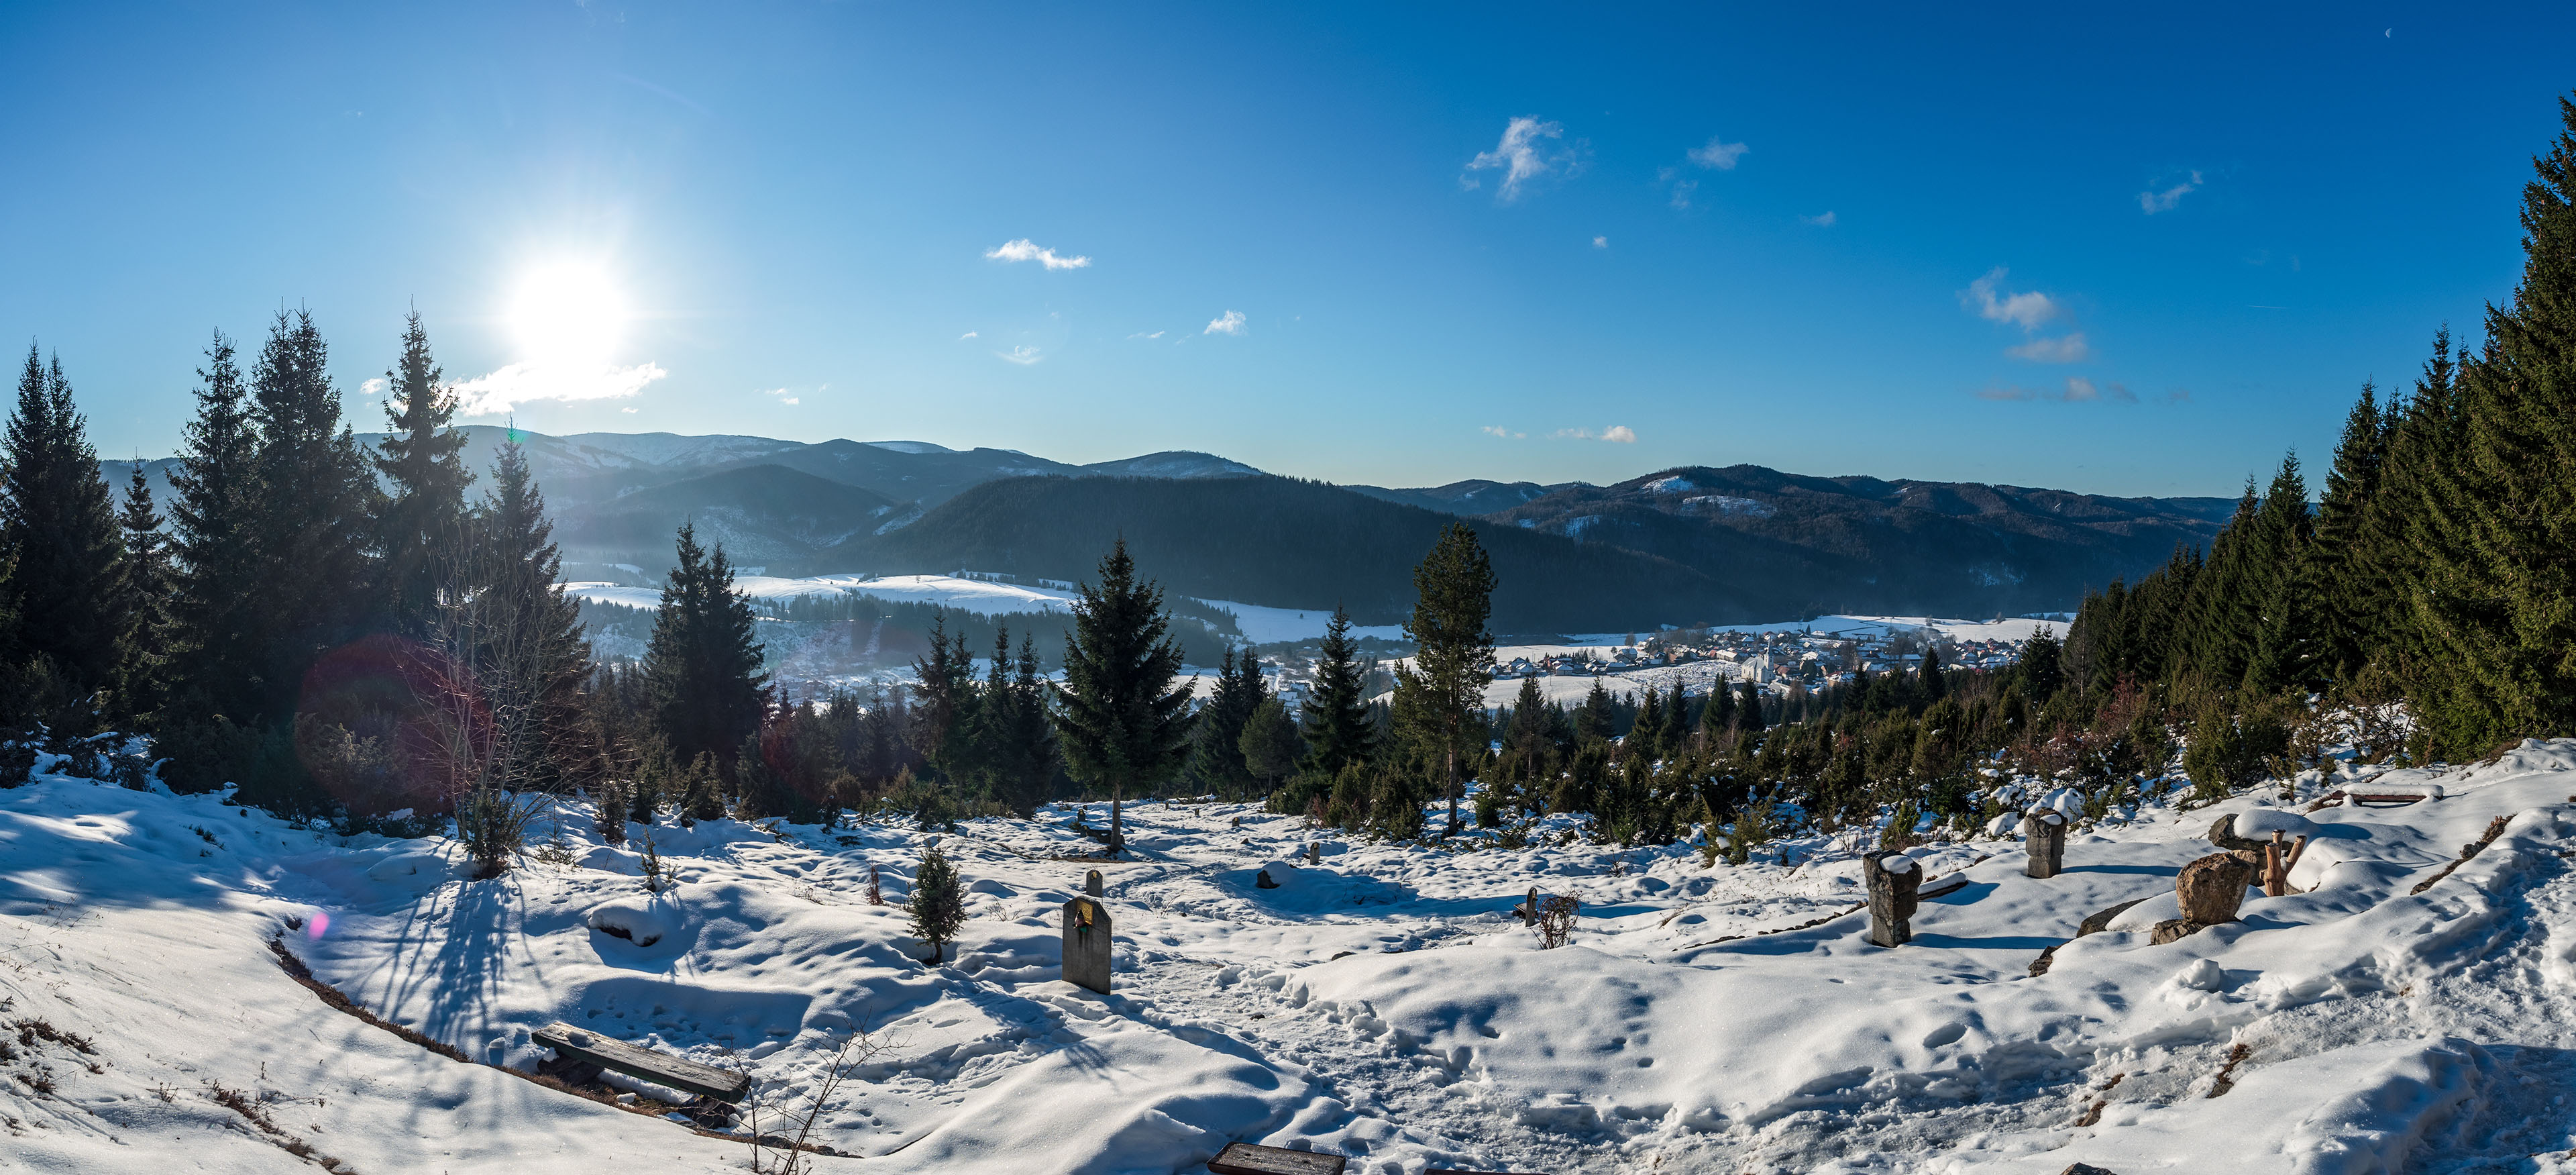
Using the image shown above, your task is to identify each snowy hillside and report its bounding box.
[9,738,2576,1171]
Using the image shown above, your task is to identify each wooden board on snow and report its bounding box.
[531,1021,750,1103]
[1208,1141,1348,1174]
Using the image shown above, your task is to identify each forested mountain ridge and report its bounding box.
[103,425,2233,625]
[1476,465,2235,619]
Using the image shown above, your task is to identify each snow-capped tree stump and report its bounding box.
[2261,831,2310,897]
[2151,852,2257,943]
[1062,896,1113,994]
[2022,809,2068,878]
[1084,868,1103,898]
[1864,851,1920,948]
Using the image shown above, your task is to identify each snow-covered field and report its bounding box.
[14,743,2576,1172]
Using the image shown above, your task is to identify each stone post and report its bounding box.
[1084,869,1104,898]
[1305,842,1320,866]
[1864,851,1921,948]
[2022,808,2067,878]
[1061,896,1113,994]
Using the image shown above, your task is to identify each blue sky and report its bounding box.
[3,2,2569,497]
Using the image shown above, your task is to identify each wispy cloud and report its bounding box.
[1801,211,1837,227]
[1553,425,1638,443]
[1961,267,2061,331]
[984,238,1092,269]
[762,387,801,406]
[1592,236,1608,249]
[2006,331,2094,363]
[359,376,387,397]
[1686,135,1748,170]
[1978,377,2135,404]
[959,331,978,340]
[996,346,1044,365]
[2139,170,2202,215]
[1204,310,1247,336]
[448,361,667,416]
[1669,178,1697,209]
[1126,329,1165,340]
[1464,116,1571,201]
[1481,425,1527,439]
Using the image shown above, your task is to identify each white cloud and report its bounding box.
[984,238,1093,270]
[359,376,387,397]
[1801,211,1837,227]
[1481,425,1527,439]
[1961,267,2061,331]
[2139,170,2202,214]
[761,387,801,406]
[1126,329,1166,340]
[782,397,800,405]
[1669,178,1697,209]
[1593,236,1608,248]
[2006,331,2094,363]
[447,361,667,416]
[1204,310,1247,336]
[959,331,979,340]
[1552,425,1638,443]
[2062,376,2099,402]
[620,406,638,413]
[996,346,1044,365]
[1464,116,1568,201]
[1687,135,1748,170]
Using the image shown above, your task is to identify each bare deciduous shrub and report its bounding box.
[1532,894,1578,949]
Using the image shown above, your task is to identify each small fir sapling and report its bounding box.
[907,846,967,964]
[594,779,629,846]
[682,752,727,823]
[640,829,672,893]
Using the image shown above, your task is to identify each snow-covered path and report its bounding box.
[13,744,2576,1171]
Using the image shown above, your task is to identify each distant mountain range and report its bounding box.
[103,427,2231,635]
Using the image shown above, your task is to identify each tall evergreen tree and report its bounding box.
[2312,384,2390,680]
[167,332,267,730]
[111,466,171,726]
[1055,538,1195,855]
[1299,605,1377,772]
[642,523,769,768]
[2243,453,2324,696]
[244,309,378,719]
[1735,680,1766,734]
[1188,646,1265,794]
[2020,626,2065,699]
[910,612,980,783]
[2410,95,2576,750]
[1919,642,1948,701]
[1,346,125,707]
[1391,522,1497,837]
[474,440,594,788]
[986,631,1059,817]
[372,312,471,635]
[1699,675,1736,744]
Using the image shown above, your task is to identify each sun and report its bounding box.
[507,261,627,368]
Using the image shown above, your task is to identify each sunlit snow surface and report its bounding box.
[15,743,2576,1171]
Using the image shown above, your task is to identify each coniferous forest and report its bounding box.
[1,95,2571,879]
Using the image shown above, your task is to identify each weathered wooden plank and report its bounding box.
[531,1021,751,1103]
[1208,1141,1347,1174]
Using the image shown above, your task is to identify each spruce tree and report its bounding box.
[907,845,968,964]
[1055,538,1194,855]
[910,613,980,784]
[372,311,471,636]
[1,346,125,708]
[167,332,267,731]
[111,466,171,727]
[244,309,378,721]
[1919,643,1948,701]
[1393,523,1496,837]
[2410,95,2576,751]
[642,523,769,767]
[1700,676,1735,742]
[476,440,593,788]
[1238,697,1303,790]
[1299,605,1376,772]
[1188,646,1265,794]
[2242,454,2323,696]
[991,632,1059,817]
[2312,384,2390,680]
[2020,626,2065,699]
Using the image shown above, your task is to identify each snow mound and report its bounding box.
[586,895,679,948]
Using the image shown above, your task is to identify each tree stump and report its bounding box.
[1061,896,1113,993]
[2022,809,2067,878]
[1864,851,1921,948]
[1083,869,1104,898]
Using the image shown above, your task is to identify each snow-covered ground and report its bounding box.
[19,745,2576,1172]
